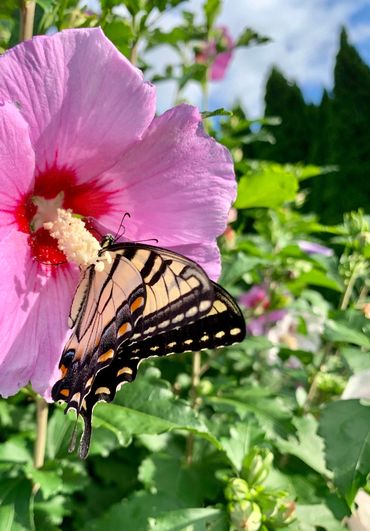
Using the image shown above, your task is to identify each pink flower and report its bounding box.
[239,285,270,310]
[196,26,234,81]
[247,310,287,336]
[0,29,235,399]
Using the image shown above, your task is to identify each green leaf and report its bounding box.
[204,0,221,30]
[235,162,299,209]
[220,422,264,472]
[288,268,343,292]
[0,438,32,464]
[276,415,331,475]
[138,453,222,506]
[150,507,228,531]
[0,478,34,531]
[324,320,370,348]
[206,386,292,439]
[46,408,75,459]
[201,108,232,119]
[25,467,63,499]
[293,504,345,531]
[91,369,220,449]
[235,28,270,47]
[341,347,370,373]
[319,400,370,505]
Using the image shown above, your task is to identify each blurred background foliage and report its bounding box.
[0,1,369,530]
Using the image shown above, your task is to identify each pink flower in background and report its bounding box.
[247,309,287,336]
[0,29,236,399]
[239,285,270,311]
[298,240,333,257]
[196,26,234,81]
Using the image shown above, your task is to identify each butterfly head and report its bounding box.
[100,234,115,249]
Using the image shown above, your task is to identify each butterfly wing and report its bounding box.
[78,281,246,458]
[52,243,216,414]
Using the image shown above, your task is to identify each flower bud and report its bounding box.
[242,448,274,486]
[228,500,262,531]
[224,478,249,501]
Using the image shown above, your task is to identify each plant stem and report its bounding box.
[19,0,36,42]
[339,262,360,311]
[186,351,201,465]
[34,397,48,469]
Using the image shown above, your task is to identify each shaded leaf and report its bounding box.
[319,400,370,505]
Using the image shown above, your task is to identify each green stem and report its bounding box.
[339,262,360,311]
[34,397,48,470]
[186,351,201,465]
[19,0,36,42]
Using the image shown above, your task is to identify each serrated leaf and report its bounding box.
[276,415,331,475]
[220,422,264,472]
[319,400,370,505]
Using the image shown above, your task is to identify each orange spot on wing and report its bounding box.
[98,349,114,363]
[130,296,144,313]
[60,364,68,378]
[118,322,131,338]
[60,389,70,398]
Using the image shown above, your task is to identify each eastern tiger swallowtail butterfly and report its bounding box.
[51,237,246,458]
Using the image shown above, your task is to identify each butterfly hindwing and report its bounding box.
[77,281,246,458]
[51,242,246,458]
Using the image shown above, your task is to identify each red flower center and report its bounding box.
[14,164,114,265]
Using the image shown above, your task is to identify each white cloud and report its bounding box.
[144,0,370,117]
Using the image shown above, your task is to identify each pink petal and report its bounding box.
[102,104,236,279]
[0,230,45,396]
[30,265,79,399]
[0,28,156,180]
[0,256,78,399]
[210,50,233,80]
[0,103,35,239]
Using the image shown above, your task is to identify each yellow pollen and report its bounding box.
[43,208,112,270]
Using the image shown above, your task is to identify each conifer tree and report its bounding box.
[256,67,312,163]
[326,28,370,220]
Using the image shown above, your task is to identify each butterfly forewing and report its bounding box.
[52,242,246,458]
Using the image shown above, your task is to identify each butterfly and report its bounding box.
[51,237,246,458]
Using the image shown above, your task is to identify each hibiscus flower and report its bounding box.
[0,28,236,399]
[196,26,234,81]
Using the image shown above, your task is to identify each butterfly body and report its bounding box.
[52,241,246,458]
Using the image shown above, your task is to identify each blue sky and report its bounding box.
[145,0,370,116]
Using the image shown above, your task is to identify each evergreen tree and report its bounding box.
[327,28,370,220]
[256,67,312,163]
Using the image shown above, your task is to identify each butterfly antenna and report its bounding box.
[114,212,131,241]
[135,237,159,244]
